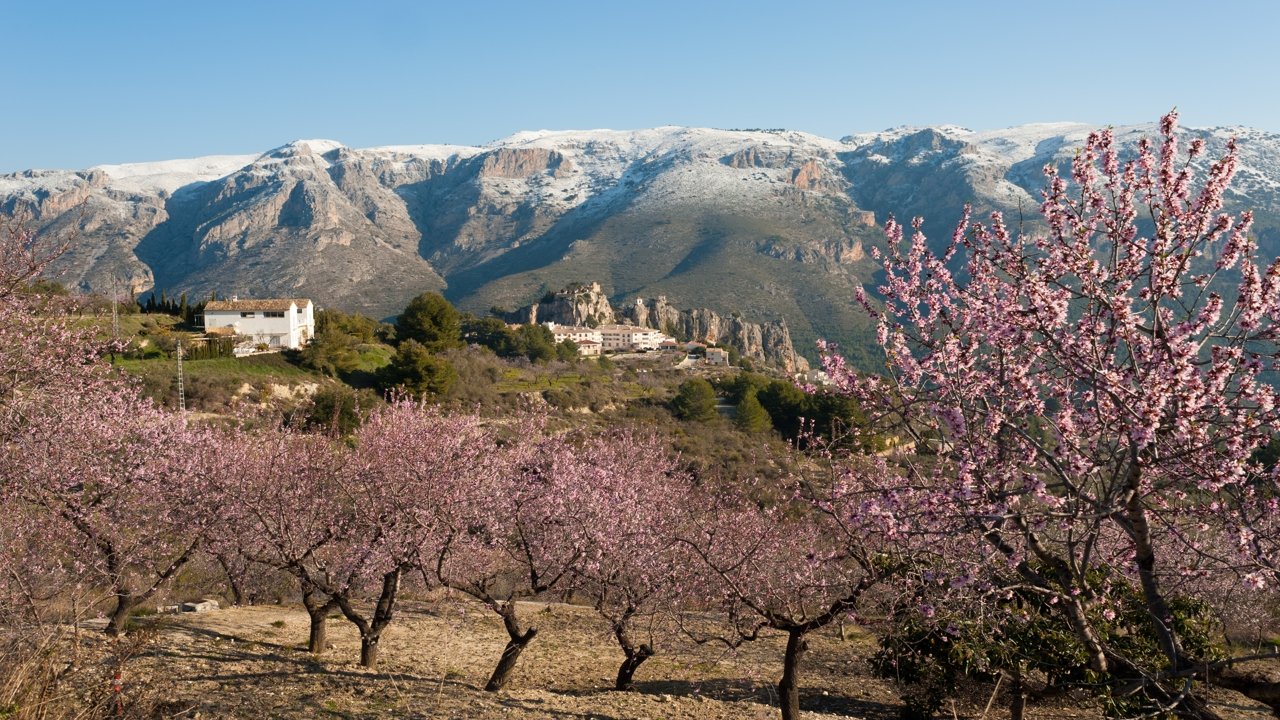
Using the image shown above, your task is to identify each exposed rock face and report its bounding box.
[758,237,864,265]
[724,146,791,169]
[789,159,826,190]
[504,282,804,370]
[623,295,806,372]
[502,281,617,326]
[479,148,573,179]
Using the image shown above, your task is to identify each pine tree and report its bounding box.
[734,389,772,433]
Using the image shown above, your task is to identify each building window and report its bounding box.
[240,312,255,318]
[264,311,285,318]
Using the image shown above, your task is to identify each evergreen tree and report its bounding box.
[394,293,462,352]
[734,389,772,433]
[670,378,717,422]
[378,340,457,398]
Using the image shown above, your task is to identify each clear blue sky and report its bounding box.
[4,0,1278,171]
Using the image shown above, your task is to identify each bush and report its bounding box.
[298,385,381,435]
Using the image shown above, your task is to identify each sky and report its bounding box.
[3,0,1279,172]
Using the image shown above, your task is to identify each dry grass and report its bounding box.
[3,597,1274,720]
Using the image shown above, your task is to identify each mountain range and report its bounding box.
[5,122,1280,366]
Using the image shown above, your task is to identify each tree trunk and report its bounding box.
[485,601,537,692]
[301,584,338,655]
[615,643,654,691]
[1124,453,1184,670]
[613,619,653,691]
[777,629,808,720]
[103,594,137,637]
[307,611,329,655]
[360,636,379,668]
[332,568,402,669]
[1009,669,1026,720]
[216,554,245,606]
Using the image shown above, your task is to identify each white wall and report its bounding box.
[203,301,314,349]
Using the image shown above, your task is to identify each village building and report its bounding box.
[544,321,674,354]
[576,339,602,357]
[705,347,731,366]
[202,298,315,351]
[597,324,670,351]
[544,322,604,347]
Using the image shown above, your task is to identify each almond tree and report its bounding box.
[823,110,1280,715]
[679,455,920,720]
[568,428,696,691]
[208,426,354,655]
[335,400,499,668]
[0,218,219,635]
[432,417,592,691]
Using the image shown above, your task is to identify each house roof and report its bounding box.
[205,298,311,312]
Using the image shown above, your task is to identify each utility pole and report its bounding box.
[111,278,119,341]
[176,340,186,413]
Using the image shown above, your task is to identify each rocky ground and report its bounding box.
[81,598,1274,719]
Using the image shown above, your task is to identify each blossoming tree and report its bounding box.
[823,111,1280,715]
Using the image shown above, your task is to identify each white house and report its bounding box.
[705,347,731,366]
[202,298,315,351]
[545,322,604,346]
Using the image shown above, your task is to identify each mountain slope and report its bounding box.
[6,122,1280,364]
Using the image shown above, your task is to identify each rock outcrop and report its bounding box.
[502,281,617,327]
[624,295,806,372]
[479,148,573,179]
[502,282,804,371]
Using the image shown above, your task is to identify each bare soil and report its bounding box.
[92,597,1274,719]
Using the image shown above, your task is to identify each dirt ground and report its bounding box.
[88,597,1275,720]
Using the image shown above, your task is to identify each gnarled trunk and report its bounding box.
[778,628,808,720]
[303,590,338,655]
[615,643,654,691]
[485,601,537,691]
[336,568,402,669]
[613,619,653,691]
[1009,668,1026,720]
[360,637,379,668]
[216,554,245,606]
[103,593,138,637]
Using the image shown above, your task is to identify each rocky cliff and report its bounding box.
[502,282,805,371]
[623,295,806,372]
[501,281,617,327]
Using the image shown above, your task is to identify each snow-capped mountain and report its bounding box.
[5,122,1280,363]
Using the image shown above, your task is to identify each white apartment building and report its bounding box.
[545,321,673,353]
[598,324,670,351]
[202,298,315,350]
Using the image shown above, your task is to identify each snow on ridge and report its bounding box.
[92,154,258,194]
[364,144,484,161]
[285,138,346,154]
